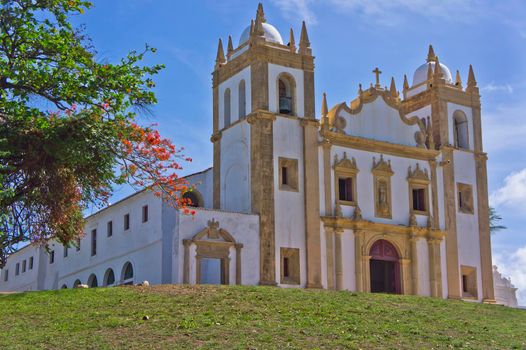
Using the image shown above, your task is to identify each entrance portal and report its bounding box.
[369,239,401,294]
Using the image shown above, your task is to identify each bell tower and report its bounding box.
[402,46,494,302]
[211,3,321,287]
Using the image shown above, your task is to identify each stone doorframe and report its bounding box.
[183,219,243,285]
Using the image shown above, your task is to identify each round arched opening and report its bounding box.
[73,279,82,288]
[121,262,134,285]
[182,190,203,208]
[277,74,295,115]
[61,284,68,289]
[369,239,401,294]
[87,274,98,288]
[104,268,116,287]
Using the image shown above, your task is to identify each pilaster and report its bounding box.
[334,228,344,290]
[325,227,335,290]
[410,234,419,295]
[354,230,365,292]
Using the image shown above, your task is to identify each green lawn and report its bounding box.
[0,285,524,349]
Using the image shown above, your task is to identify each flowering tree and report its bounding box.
[0,0,192,267]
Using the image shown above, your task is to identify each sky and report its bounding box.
[75,0,526,304]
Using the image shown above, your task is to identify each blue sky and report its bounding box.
[76,0,526,304]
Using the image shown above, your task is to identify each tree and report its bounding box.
[489,207,506,235]
[0,0,192,267]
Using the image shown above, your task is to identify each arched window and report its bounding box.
[104,268,115,287]
[277,74,296,115]
[224,88,231,128]
[73,279,82,288]
[61,284,68,289]
[87,274,98,288]
[238,80,246,118]
[453,110,469,149]
[121,262,134,285]
[183,190,203,208]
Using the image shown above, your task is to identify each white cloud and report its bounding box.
[270,0,482,25]
[494,246,526,306]
[490,169,526,208]
[481,83,514,94]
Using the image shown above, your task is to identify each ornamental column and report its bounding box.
[354,230,365,292]
[410,234,419,295]
[334,228,344,290]
[325,227,335,290]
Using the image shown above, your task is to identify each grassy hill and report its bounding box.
[0,285,525,349]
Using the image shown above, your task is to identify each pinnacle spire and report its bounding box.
[254,13,264,36]
[215,38,226,68]
[455,70,463,89]
[250,19,255,36]
[426,44,437,62]
[227,35,234,55]
[467,64,477,89]
[389,77,398,98]
[321,92,328,117]
[299,21,311,55]
[403,74,409,90]
[256,3,266,23]
[289,27,296,52]
[433,56,443,80]
[427,62,433,81]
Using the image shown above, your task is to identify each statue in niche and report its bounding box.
[377,178,390,217]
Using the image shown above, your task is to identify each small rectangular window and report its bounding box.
[280,247,300,285]
[278,157,299,192]
[22,260,26,273]
[462,275,468,293]
[91,229,97,256]
[283,257,290,278]
[49,250,55,264]
[142,205,149,223]
[29,257,33,270]
[281,167,288,186]
[124,214,130,230]
[15,263,20,276]
[64,246,68,258]
[4,270,8,282]
[107,221,113,237]
[458,183,474,214]
[338,177,354,202]
[412,188,426,212]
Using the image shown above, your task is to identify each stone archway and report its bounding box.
[369,239,401,294]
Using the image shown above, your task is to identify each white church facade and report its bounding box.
[0,4,503,303]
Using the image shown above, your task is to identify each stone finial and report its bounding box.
[227,35,234,55]
[254,13,265,37]
[409,213,417,227]
[321,92,328,117]
[299,21,311,56]
[256,2,266,23]
[373,67,382,89]
[353,205,363,221]
[249,19,255,36]
[426,44,437,62]
[427,62,434,81]
[467,64,478,93]
[215,38,226,68]
[289,27,296,52]
[358,83,363,95]
[433,56,444,80]
[389,77,399,98]
[455,69,463,89]
[403,74,409,91]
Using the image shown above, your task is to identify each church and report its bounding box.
[0,4,498,303]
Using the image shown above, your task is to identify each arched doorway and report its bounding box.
[369,239,401,294]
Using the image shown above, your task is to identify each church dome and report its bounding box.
[412,61,453,86]
[239,22,284,46]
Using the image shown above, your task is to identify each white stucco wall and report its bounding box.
[0,245,40,292]
[218,67,252,130]
[338,97,421,147]
[273,116,307,287]
[220,121,251,213]
[268,64,305,117]
[176,208,260,286]
[453,150,482,300]
[416,238,431,296]
[342,229,356,291]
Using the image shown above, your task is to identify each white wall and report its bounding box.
[0,245,40,292]
[273,117,307,287]
[218,67,252,130]
[338,97,422,147]
[268,64,305,117]
[220,121,251,213]
[417,238,431,296]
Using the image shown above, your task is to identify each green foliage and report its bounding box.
[0,0,173,266]
[489,207,506,234]
[0,286,525,349]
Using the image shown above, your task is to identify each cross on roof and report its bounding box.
[373,67,382,89]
